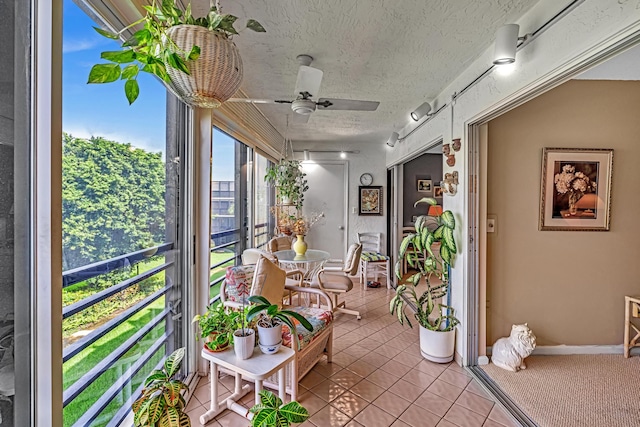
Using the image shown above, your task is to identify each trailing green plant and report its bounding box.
[132,347,190,426]
[265,159,308,209]
[390,197,460,331]
[249,389,309,427]
[192,303,243,351]
[87,0,265,104]
[246,295,313,333]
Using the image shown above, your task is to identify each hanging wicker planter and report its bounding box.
[164,25,243,108]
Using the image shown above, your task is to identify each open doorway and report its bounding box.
[467,43,640,427]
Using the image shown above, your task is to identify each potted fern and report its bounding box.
[88,0,265,106]
[132,347,190,426]
[249,390,309,427]
[390,197,459,363]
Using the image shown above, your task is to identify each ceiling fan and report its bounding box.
[227,54,380,123]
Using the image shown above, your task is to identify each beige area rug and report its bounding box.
[481,354,640,427]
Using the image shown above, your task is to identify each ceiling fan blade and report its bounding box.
[294,65,323,99]
[227,98,292,104]
[316,98,380,111]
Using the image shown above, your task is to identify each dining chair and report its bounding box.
[310,243,363,320]
[357,232,391,289]
[266,236,295,253]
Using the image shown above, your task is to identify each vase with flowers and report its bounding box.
[291,213,324,256]
[554,164,597,215]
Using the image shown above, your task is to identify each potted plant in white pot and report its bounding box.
[390,197,459,363]
[265,159,308,209]
[87,0,265,106]
[246,296,312,354]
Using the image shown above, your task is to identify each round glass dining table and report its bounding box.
[273,249,331,282]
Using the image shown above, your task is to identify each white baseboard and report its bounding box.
[486,344,640,356]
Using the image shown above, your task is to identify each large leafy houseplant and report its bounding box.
[390,197,459,332]
[265,160,308,209]
[88,0,265,104]
[249,390,309,427]
[132,347,190,426]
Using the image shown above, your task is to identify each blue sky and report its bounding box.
[63,0,234,180]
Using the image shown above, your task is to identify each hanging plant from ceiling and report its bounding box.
[87,0,265,107]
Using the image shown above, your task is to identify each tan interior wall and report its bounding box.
[487,80,640,346]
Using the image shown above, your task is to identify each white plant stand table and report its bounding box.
[199,345,296,425]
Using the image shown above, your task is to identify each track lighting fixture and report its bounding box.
[410,102,433,121]
[340,151,346,159]
[493,24,525,65]
[386,132,399,147]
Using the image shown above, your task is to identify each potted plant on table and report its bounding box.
[390,197,460,363]
[88,0,265,106]
[249,390,309,427]
[193,304,242,352]
[133,347,190,426]
[247,296,313,354]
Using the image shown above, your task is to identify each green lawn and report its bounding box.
[62,251,235,426]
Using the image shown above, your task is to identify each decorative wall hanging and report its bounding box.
[358,186,383,215]
[417,179,432,193]
[434,186,443,198]
[452,138,462,152]
[442,171,458,196]
[539,148,613,231]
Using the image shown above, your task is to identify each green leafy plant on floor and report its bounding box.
[390,197,460,331]
[249,390,309,427]
[132,347,190,426]
[87,0,265,103]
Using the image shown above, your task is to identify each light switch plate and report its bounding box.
[487,215,497,233]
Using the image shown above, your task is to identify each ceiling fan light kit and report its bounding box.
[228,53,379,120]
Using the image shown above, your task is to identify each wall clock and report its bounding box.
[359,173,373,186]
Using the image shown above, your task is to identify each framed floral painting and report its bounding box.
[539,148,613,231]
[359,186,382,215]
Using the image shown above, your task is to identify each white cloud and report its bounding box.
[62,37,105,54]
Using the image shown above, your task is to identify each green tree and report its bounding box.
[62,133,165,270]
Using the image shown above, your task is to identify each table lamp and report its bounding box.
[428,205,443,217]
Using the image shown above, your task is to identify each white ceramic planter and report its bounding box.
[233,329,255,360]
[419,325,455,363]
[257,324,283,346]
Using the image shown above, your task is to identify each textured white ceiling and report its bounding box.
[195,0,538,146]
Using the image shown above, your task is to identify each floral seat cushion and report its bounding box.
[224,264,255,304]
[282,306,333,350]
[361,251,389,262]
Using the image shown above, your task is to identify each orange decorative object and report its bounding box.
[428,205,443,217]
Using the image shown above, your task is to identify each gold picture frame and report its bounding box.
[539,148,613,231]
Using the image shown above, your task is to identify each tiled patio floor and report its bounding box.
[186,284,519,427]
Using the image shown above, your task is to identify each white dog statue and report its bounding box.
[491,324,536,372]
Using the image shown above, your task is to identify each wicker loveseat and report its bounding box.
[220,258,334,398]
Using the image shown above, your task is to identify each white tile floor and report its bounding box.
[186,284,520,427]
